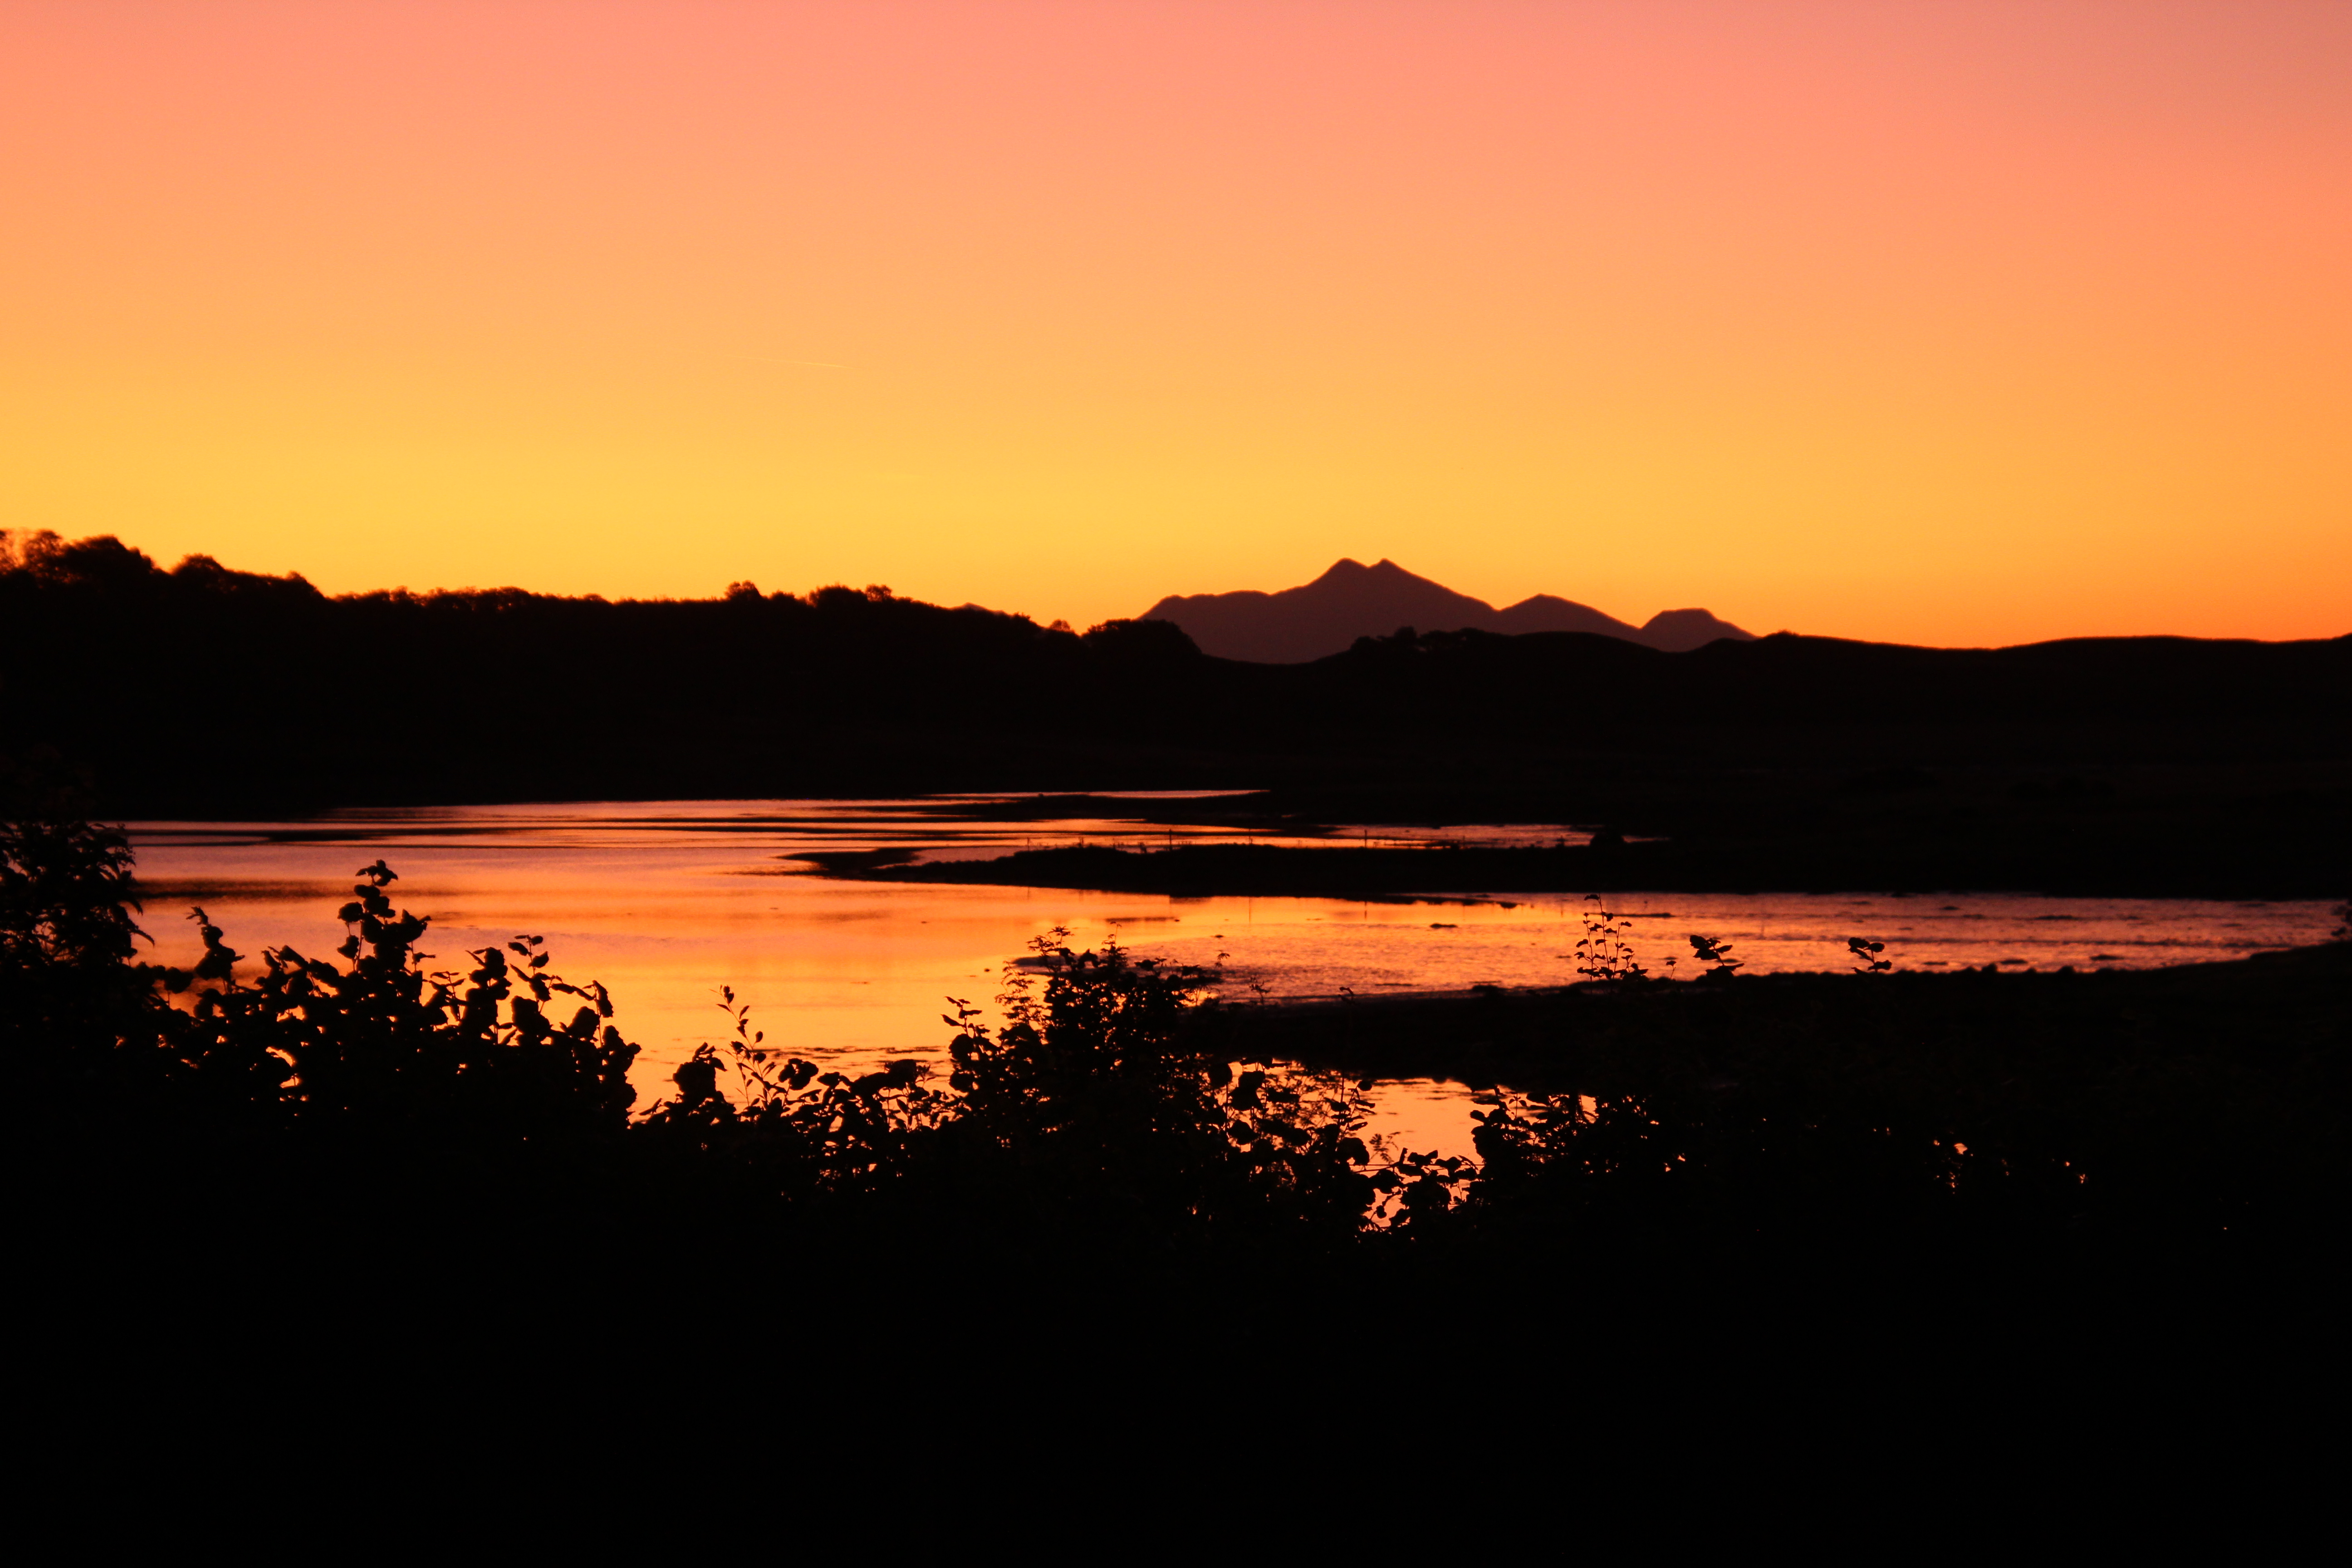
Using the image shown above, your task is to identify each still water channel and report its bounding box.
[125,798,2339,1155]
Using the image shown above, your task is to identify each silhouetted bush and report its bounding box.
[152,861,642,1149]
[3,804,164,1104]
[8,794,647,1245]
[914,931,1392,1254]
[633,928,1464,1261]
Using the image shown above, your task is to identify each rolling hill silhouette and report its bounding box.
[6,530,2347,900]
[1140,558,1754,662]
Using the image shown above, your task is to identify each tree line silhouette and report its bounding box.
[6,529,2346,895]
[5,527,2344,797]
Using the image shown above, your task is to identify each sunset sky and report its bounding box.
[3,0,2346,645]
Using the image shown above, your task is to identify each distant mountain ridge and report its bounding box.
[1140,558,1754,662]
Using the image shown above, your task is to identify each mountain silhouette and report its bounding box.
[1139,559,1754,662]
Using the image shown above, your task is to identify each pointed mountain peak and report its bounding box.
[1313,557,1425,584]
[1140,561,1754,662]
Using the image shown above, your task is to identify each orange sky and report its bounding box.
[3,0,2346,645]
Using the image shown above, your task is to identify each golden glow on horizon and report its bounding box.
[2,0,2346,645]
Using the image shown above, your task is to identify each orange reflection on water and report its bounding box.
[126,799,2341,1162]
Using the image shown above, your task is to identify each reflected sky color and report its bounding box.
[126,799,2339,1156]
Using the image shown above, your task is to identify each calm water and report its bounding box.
[125,799,2338,1155]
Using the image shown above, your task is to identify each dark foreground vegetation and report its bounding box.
[5,529,2347,896]
[15,784,2349,1317]
[1252,941,2352,1250]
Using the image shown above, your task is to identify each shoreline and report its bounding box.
[804,839,2347,901]
[1204,939,2351,1096]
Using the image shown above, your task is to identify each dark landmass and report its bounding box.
[814,820,2346,899]
[1220,940,2352,1250]
[3,530,2346,896]
[1231,939,2350,1106]
[1141,556,1753,661]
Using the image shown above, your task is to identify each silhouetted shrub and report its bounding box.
[2,799,171,1110]
[637,927,1447,1256]
[919,930,1387,1250]
[635,984,954,1206]
[8,812,644,1220]
[148,861,641,1149]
